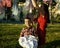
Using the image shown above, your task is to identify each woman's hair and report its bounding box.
[39,2,50,23]
[39,2,49,16]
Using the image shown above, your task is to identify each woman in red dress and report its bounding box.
[33,2,49,48]
[36,2,49,48]
[31,0,49,48]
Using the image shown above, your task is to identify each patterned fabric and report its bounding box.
[20,26,36,37]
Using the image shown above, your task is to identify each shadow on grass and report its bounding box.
[2,42,23,48]
[2,40,60,48]
[0,19,24,24]
[45,40,60,48]
[16,40,60,48]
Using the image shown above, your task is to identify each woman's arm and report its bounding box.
[31,0,39,9]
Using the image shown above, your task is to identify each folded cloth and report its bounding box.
[18,35,38,48]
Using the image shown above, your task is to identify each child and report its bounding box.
[18,17,38,48]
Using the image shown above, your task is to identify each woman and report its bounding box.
[32,0,49,48]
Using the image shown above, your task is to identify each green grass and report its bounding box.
[0,23,60,48]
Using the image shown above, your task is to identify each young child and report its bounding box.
[18,17,38,48]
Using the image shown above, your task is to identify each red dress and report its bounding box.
[37,12,47,45]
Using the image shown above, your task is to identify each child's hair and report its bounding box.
[25,15,31,21]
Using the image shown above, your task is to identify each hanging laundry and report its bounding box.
[0,0,4,14]
[2,0,11,7]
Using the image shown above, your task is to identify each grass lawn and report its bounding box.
[0,23,60,48]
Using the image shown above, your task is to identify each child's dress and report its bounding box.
[18,26,38,48]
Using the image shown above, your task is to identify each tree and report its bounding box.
[19,0,25,3]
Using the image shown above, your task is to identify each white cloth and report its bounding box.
[12,5,18,16]
[23,0,34,14]
[24,0,33,10]
[12,0,18,16]
[18,35,38,48]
